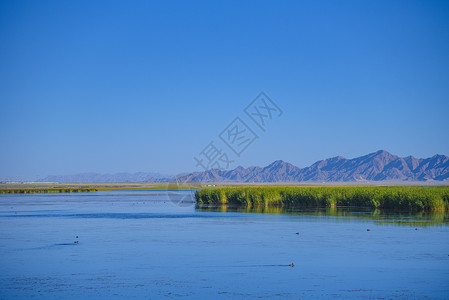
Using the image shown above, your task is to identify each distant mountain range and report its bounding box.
[37,150,449,183]
[169,150,449,183]
[38,172,167,183]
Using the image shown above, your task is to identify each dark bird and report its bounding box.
[366,229,371,231]
[289,263,295,267]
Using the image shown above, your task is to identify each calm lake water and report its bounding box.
[1,190,448,299]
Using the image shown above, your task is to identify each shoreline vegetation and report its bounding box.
[0,188,98,194]
[1,183,449,211]
[0,182,203,193]
[195,186,449,211]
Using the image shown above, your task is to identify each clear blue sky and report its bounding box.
[1,0,448,180]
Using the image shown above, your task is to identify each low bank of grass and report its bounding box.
[195,186,449,211]
[0,188,98,194]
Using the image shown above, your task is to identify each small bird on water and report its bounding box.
[366,229,371,231]
[295,232,300,235]
[289,263,295,267]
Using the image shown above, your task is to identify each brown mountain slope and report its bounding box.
[171,150,449,183]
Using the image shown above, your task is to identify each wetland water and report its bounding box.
[0,190,448,299]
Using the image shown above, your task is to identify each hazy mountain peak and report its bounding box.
[371,150,396,158]
[267,160,288,167]
[375,149,390,155]
[38,172,168,183]
[431,154,448,160]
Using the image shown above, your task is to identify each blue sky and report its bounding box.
[1,0,448,180]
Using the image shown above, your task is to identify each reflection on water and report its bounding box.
[197,205,449,227]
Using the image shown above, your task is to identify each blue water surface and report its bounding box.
[0,190,448,299]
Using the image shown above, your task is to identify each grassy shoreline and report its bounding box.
[195,186,449,211]
[2,184,449,211]
[0,188,99,194]
[0,182,203,193]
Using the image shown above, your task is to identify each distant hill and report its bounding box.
[38,172,168,183]
[167,150,449,183]
[38,151,449,183]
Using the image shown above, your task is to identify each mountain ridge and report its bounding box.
[172,150,449,183]
[36,150,449,183]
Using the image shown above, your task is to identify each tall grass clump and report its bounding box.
[195,186,449,211]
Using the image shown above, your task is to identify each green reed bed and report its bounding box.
[0,188,98,194]
[195,186,449,211]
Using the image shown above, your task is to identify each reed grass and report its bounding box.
[195,186,449,211]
